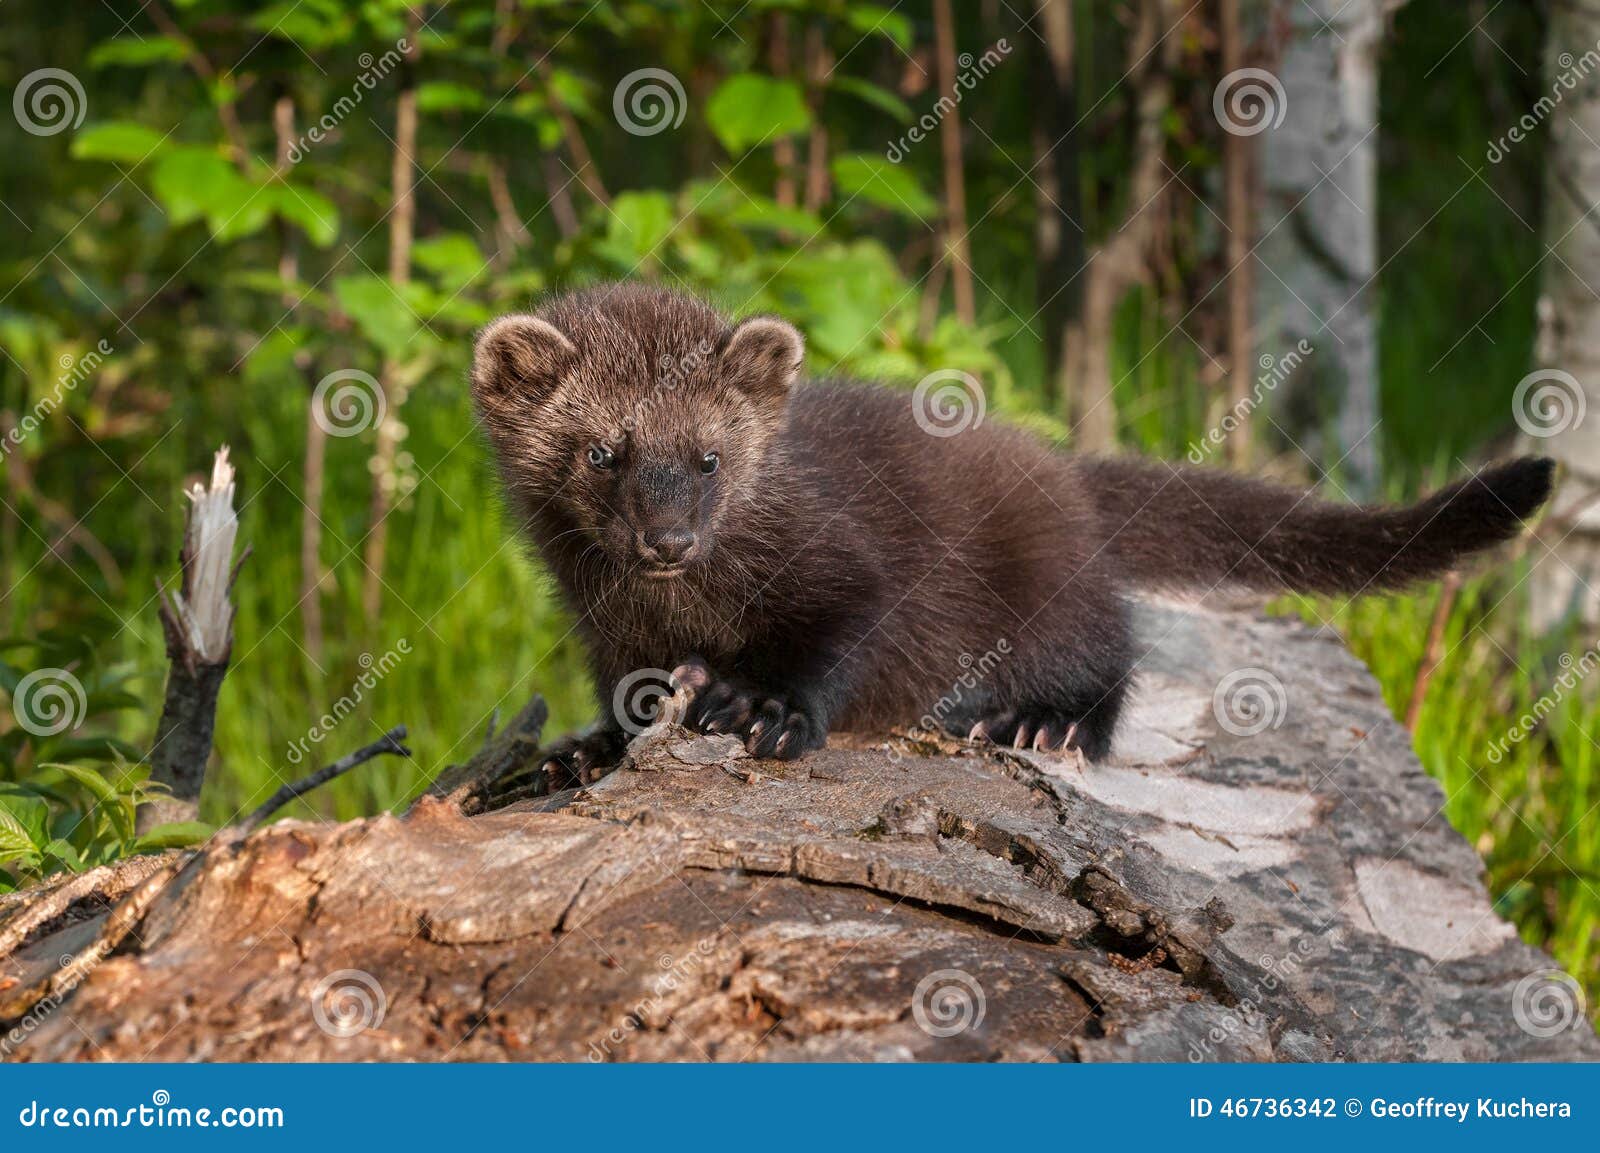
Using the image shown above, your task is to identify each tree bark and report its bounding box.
[1253,0,1382,493]
[1529,0,1600,630]
[5,600,1594,1062]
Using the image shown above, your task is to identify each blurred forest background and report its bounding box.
[1,1,1598,1012]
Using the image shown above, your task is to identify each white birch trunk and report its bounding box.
[1530,4,1600,629]
[1252,0,1383,495]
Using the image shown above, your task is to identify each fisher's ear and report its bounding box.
[470,314,577,411]
[718,315,804,407]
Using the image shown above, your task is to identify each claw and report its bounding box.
[1013,723,1031,749]
[968,721,990,742]
[1032,726,1052,752]
[1062,722,1078,750]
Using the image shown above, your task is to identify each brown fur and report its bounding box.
[471,283,1555,772]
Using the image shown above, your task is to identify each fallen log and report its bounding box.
[2,600,1596,1061]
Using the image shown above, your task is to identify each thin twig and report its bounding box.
[1405,571,1461,732]
[240,726,411,833]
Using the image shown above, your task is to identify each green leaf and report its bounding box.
[725,194,824,237]
[832,153,938,219]
[412,233,486,293]
[333,275,419,360]
[248,0,355,51]
[847,5,914,51]
[0,795,48,850]
[45,762,135,845]
[546,68,596,119]
[150,147,271,241]
[40,734,143,763]
[706,74,810,152]
[606,191,677,260]
[268,183,340,247]
[832,77,913,125]
[41,838,85,873]
[88,35,191,69]
[416,82,486,114]
[133,821,215,852]
[71,122,168,164]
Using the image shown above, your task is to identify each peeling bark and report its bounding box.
[3,601,1595,1062]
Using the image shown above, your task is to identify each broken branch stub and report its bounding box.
[149,447,243,809]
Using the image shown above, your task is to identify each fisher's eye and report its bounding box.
[587,443,617,470]
[700,451,720,476]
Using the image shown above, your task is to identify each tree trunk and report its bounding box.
[363,12,422,629]
[770,12,798,209]
[1252,0,1382,494]
[1219,0,1255,467]
[802,23,831,214]
[1529,0,1600,630]
[1062,0,1179,451]
[6,600,1594,1061]
[1032,0,1083,410]
[933,0,976,325]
